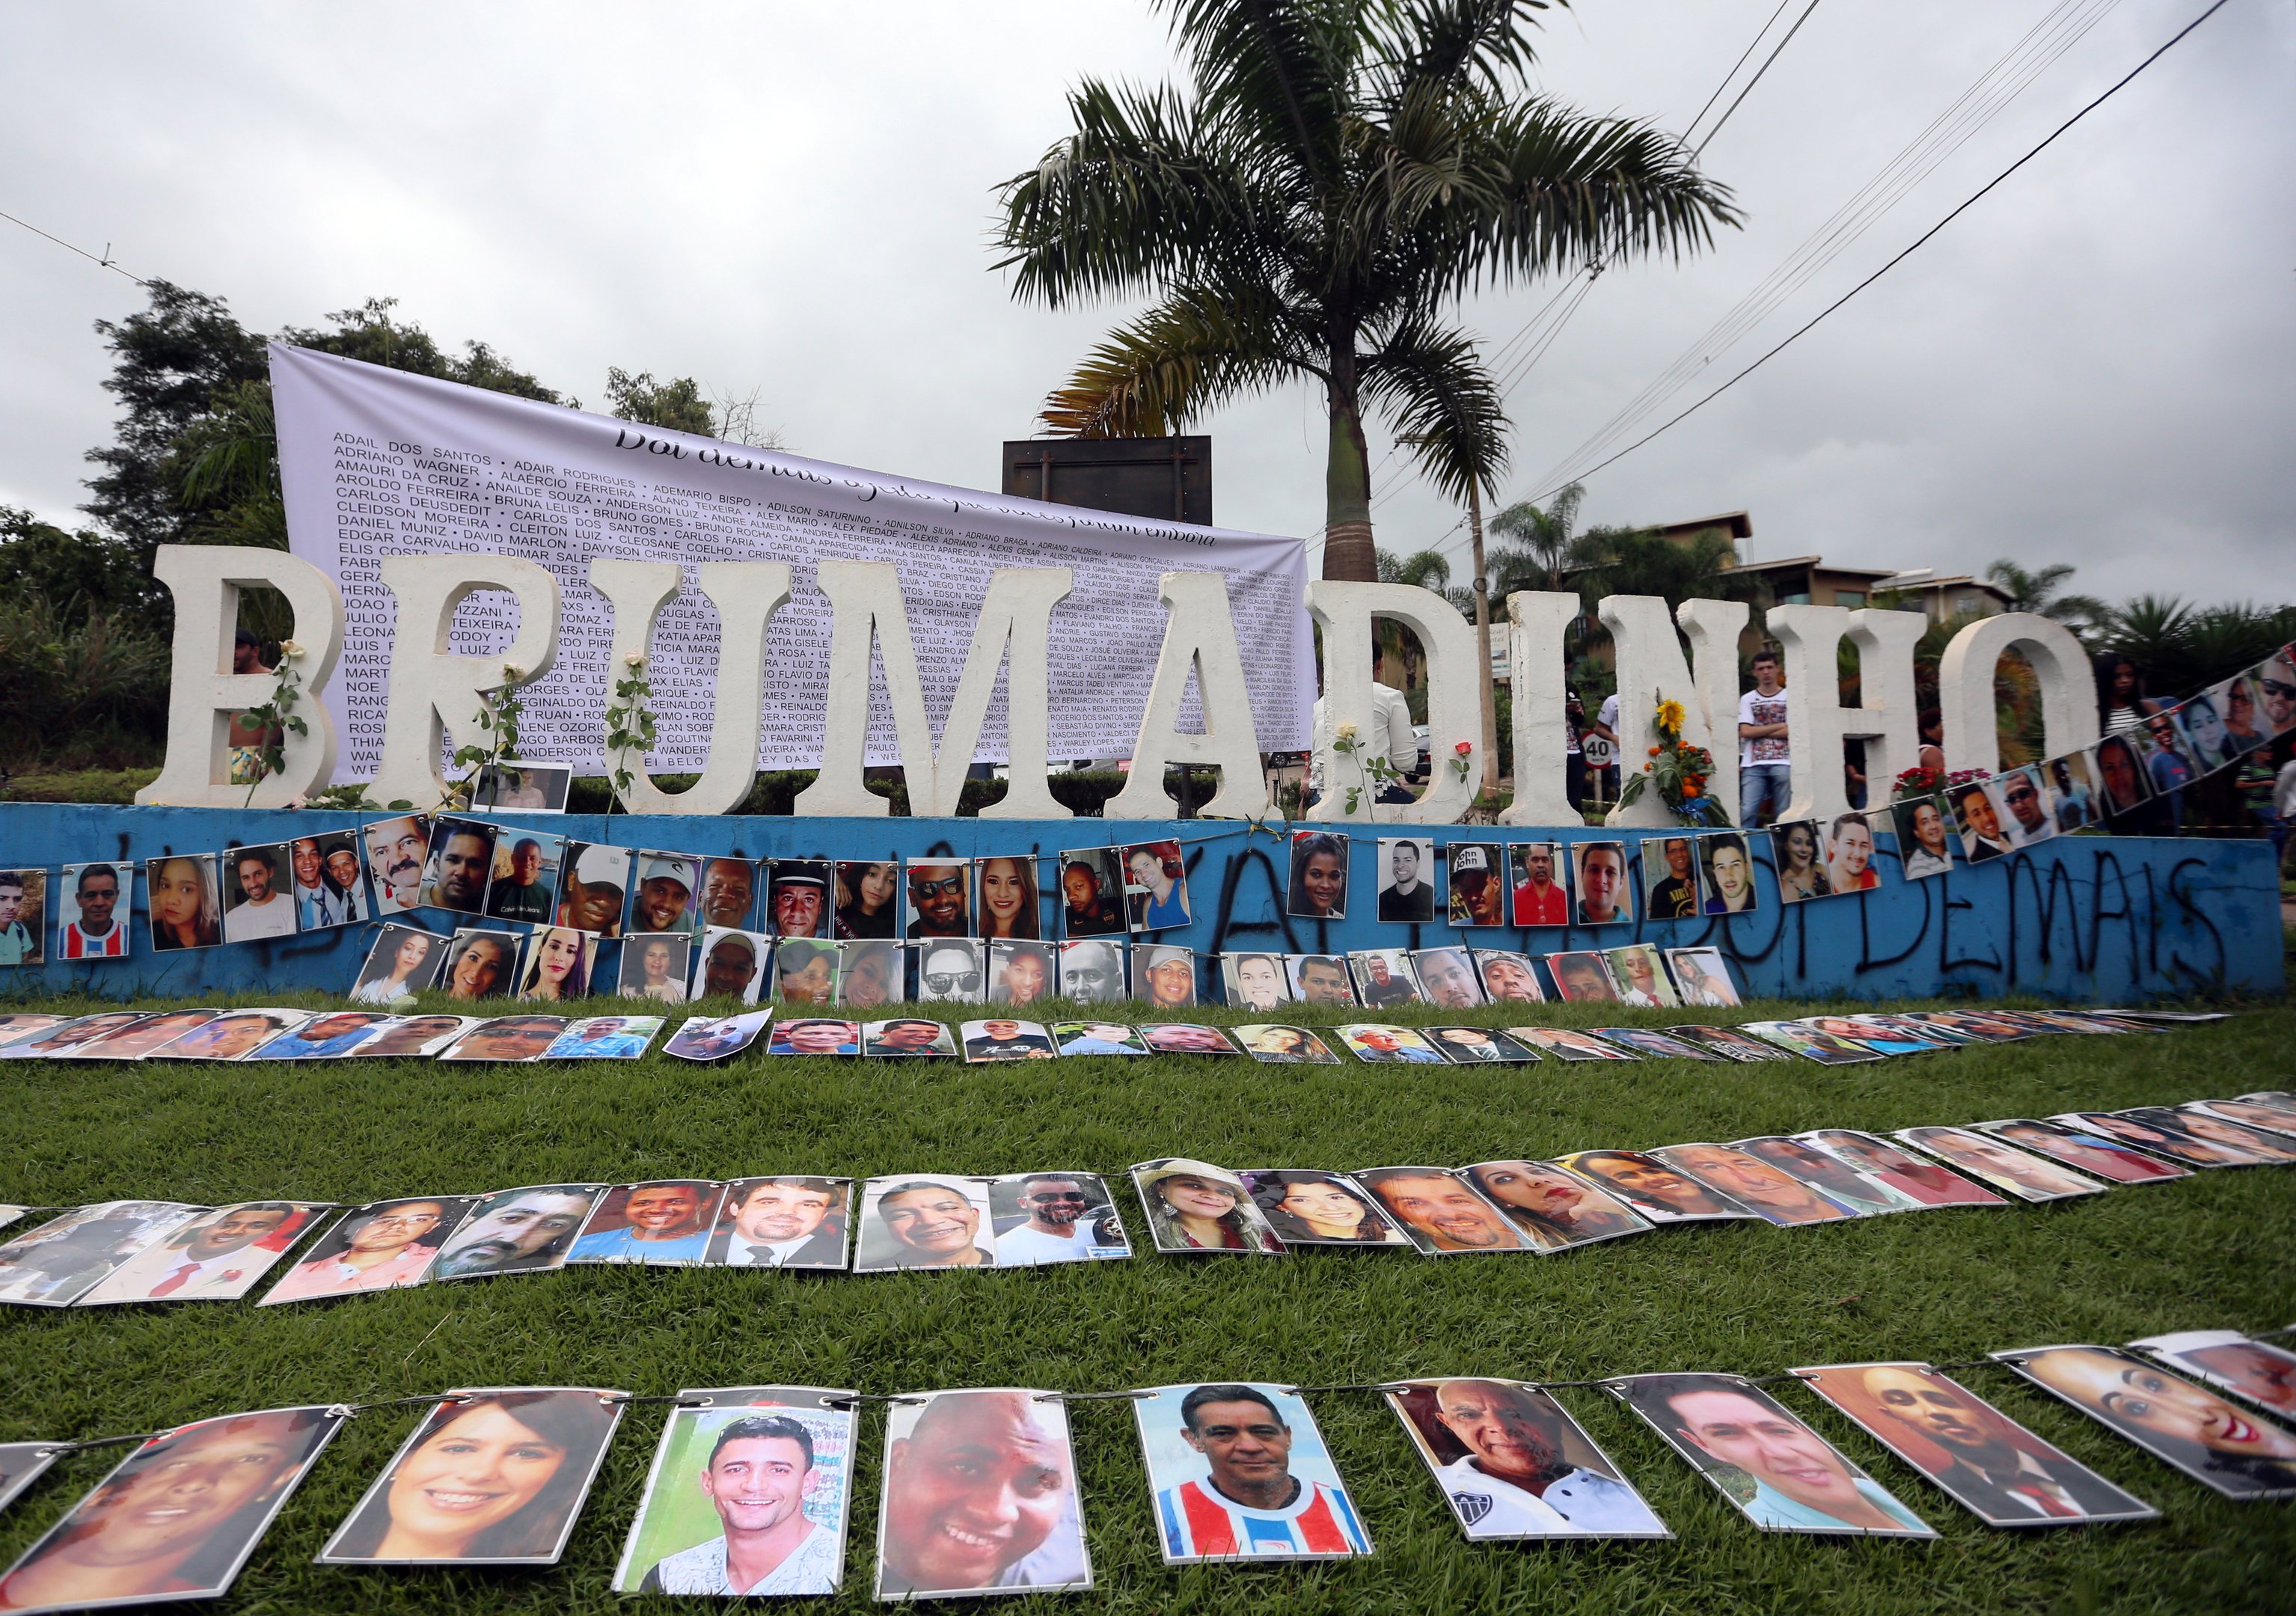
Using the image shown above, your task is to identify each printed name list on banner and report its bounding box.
[271,344,1314,783]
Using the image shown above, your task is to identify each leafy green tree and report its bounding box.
[0,506,163,623]
[2097,596,2296,696]
[604,369,717,435]
[1983,557,2106,639]
[993,0,1736,581]
[1484,480,1582,596]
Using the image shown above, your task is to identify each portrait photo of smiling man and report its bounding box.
[363,813,431,916]
[568,1181,724,1267]
[1354,1167,1531,1255]
[904,860,973,939]
[704,1177,851,1270]
[1138,1383,1369,1563]
[1386,1378,1668,1540]
[421,818,499,916]
[854,1177,997,1272]
[875,1389,1089,1597]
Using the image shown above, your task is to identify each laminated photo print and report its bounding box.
[1133,943,1198,1011]
[350,923,447,1004]
[1057,939,1128,1004]
[56,861,132,960]
[1514,1026,1639,1062]
[988,940,1056,1009]
[1694,833,1758,916]
[1240,1170,1411,1246]
[2203,1092,2296,1135]
[877,1390,1090,1597]
[1662,1023,1794,1062]
[1374,836,1436,922]
[2092,733,2152,815]
[2040,753,2099,833]
[2177,685,2240,774]
[1971,1118,2190,1185]
[1386,1377,1668,1540]
[834,938,901,1011]
[1737,1020,1885,1065]
[2128,1331,2296,1421]
[0,1012,66,1049]
[438,1015,572,1063]
[1570,840,1632,926]
[316,1388,627,1565]
[1220,950,1293,1011]
[147,1009,315,1062]
[76,1202,327,1306]
[978,854,1051,940]
[0,1442,61,1519]
[1899,1009,2036,1042]
[64,1011,224,1062]
[831,860,901,940]
[1546,950,1620,1004]
[1649,1144,1858,1228]
[1506,841,1570,925]
[480,830,563,927]
[1611,1373,1935,1537]
[2250,648,2296,736]
[1055,848,1127,938]
[1135,1383,1369,1563]
[1603,943,1678,1008]
[1285,830,1350,920]
[1461,1161,1653,1252]
[765,1017,863,1056]
[1989,765,2058,849]
[1947,780,2011,863]
[853,1176,999,1272]
[1798,1362,2155,1527]
[1130,1159,1285,1255]
[1641,834,1703,919]
[692,926,771,1003]
[1232,1024,1341,1065]
[1139,1022,1240,1056]
[1590,1028,1724,1062]
[2054,1109,2276,1169]
[554,841,631,937]
[438,926,520,1003]
[774,938,839,1006]
[1335,1023,1447,1064]
[0,1202,207,1307]
[252,1011,397,1060]
[515,926,597,1003]
[1472,949,1545,1005]
[1446,842,1505,925]
[1054,1020,1151,1056]
[1991,1345,2296,1499]
[421,817,499,916]
[569,1181,724,1265]
[0,1406,343,1611]
[144,854,221,952]
[355,1015,483,1059]
[1120,842,1190,932]
[987,1172,1131,1267]
[1822,810,1882,892]
[1828,1013,1960,1054]
[1347,947,1421,1009]
[1421,1026,1539,1064]
[1552,1152,1756,1224]
[1793,1130,2005,1208]
[1,1012,153,1059]
[665,1010,774,1062]
[542,1015,661,1060]
[430,1185,607,1280]
[611,1387,856,1597]
[474,759,572,812]
[618,933,693,1005]
[914,937,987,1005]
[959,1017,1055,1062]
[863,1018,958,1059]
[1411,946,1485,1009]
[2170,1101,2296,1160]
[765,860,832,939]
[1768,819,1834,904]
[705,1178,852,1270]
[1355,1167,1534,1255]
[1894,1128,2106,1202]
[904,859,973,939]
[1728,1136,1917,1216]
[1287,952,1359,1007]
[1663,946,1739,1006]
[630,851,702,937]
[361,813,432,918]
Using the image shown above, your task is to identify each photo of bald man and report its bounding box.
[1386,1378,1669,1539]
[875,1389,1090,1596]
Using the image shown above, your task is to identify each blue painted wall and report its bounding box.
[0,804,2280,1005]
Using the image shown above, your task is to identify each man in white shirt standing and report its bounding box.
[222,847,298,942]
[1737,650,1792,827]
[996,1175,1125,1265]
[1308,651,1417,812]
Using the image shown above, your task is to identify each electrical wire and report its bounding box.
[0,208,147,285]
[1683,0,1799,147]
[1693,0,1826,159]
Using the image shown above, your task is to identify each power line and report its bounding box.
[0,208,147,285]
[1522,0,2234,505]
[1683,0,1798,147]
[1693,0,1825,159]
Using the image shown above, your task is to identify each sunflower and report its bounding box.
[1655,698,1688,733]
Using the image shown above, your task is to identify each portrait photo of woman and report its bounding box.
[1463,1160,1653,1251]
[144,854,221,951]
[1999,1346,2296,1499]
[1286,831,1349,919]
[352,925,444,1004]
[1244,1169,1408,1246]
[516,927,595,1002]
[619,935,689,1004]
[1768,820,1832,904]
[836,939,900,1009]
[833,860,900,939]
[975,855,1042,940]
[1130,1159,1284,1255]
[319,1389,625,1564]
[1234,1024,1340,1065]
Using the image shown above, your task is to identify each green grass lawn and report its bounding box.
[0,989,2290,1614]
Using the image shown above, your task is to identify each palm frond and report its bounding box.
[1040,287,1309,438]
[1359,316,1508,503]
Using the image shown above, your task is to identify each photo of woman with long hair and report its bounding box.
[619,935,688,1004]
[1244,1170,1406,1246]
[1286,831,1349,919]
[833,861,899,940]
[1768,821,1831,904]
[1466,1160,1654,1250]
[1130,1159,1284,1254]
[352,926,443,1004]
[516,927,593,1002]
[975,855,1041,940]
[319,1389,625,1565]
[144,854,221,950]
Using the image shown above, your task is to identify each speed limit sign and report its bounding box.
[1579,732,1616,769]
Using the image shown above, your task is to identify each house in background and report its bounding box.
[1657,511,2014,622]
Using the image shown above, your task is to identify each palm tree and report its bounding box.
[1983,557,2107,639]
[994,0,1737,581]
[1373,545,1469,694]
[1484,480,1583,595]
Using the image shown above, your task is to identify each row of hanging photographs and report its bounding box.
[1,1323,2292,1611]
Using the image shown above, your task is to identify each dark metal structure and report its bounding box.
[1001,437,1213,527]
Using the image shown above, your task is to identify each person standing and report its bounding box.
[1737,650,1790,827]
[1307,650,1416,811]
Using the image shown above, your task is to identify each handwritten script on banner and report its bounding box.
[270,344,1314,781]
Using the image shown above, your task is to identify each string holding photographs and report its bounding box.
[1240,1170,1409,1246]
[988,940,1056,1008]
[877,1391,1091,1597]
[1642,834,1703,919]
[78,1201,327,1306]
[556,842,631,937]
[854,1177,999,1272]
[1992,1346,2296,1500]
[421,817,498,916]
[484,830,563,925]
[55,861,129,961]
[1286,830,1349,921]
[766,860,830,939]
[1447,843,1504,926]
[1386,1378,1669,1540]
[863,1018,958,1059]
[145,853,220,952]
[1347,948,1421,1009]
[1472,949,1545,1005]
[618,934,691,1004]
[705,1178,852,1270]
[1133,945,1198,1010]
[832,860,899,940]
[316,1389,625,1566]
[914,938,986,1005]
[836,940,901,1011]
[1233,1025,1342,1065]
[1131,1160,1285,1255]
[1135,1383,1370,1564]
[774,939,839,1006]
[1571,841,1631,928]
[1056,848,1126,938]
[693,927,771,1003]
[904,860,971,940]
[1057,939,1127,1004]
[1121,841,1190,931]
[474,759,573,812]
[1507,841,1570,925]
[1611,1374,1935,1537]
[691,855,756,932]
[361,813,430,919]
[630,851,701,937]
[0,1443,61,1522]
[1055,1020,1150,1056]
[1220,951,1291,1011]
[612,1387,855,1597]
[1375,836,1436,923]
[960,1018,1056,1062]
[1288,953,1358,1007]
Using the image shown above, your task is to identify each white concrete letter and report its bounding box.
[1766,605,1928,824]
[1937,611,2100,776]
[591,557,791,815]
[370,554,560,809]
[137,544,346,807]
[1107,572,1270,821]
[1599,594,1749,827]
[1303,581,1484,825]
[1496,590,1581,826]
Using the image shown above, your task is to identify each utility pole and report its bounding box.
[1466,480,1499,797]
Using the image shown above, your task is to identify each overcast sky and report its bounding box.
[2,0,2289,603]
